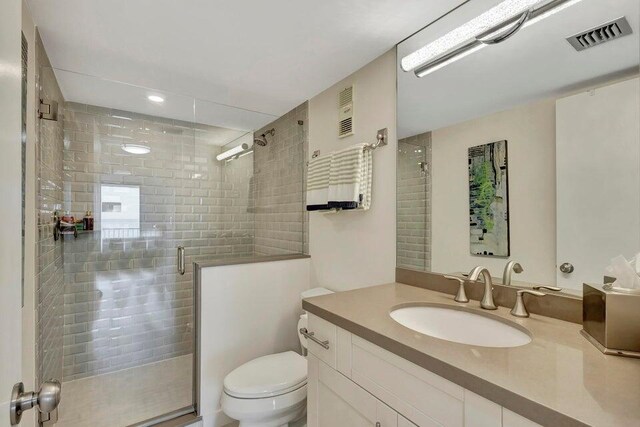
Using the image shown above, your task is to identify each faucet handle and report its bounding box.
[532,285,563,292]
[444,275,469,303]
[510,289,545,318]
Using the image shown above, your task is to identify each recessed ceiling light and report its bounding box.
[147,95,164,103]
[121,144,151,155]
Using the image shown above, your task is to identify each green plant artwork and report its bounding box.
[468,140,509,257]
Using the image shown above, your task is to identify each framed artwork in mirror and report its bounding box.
[468,140,509,257]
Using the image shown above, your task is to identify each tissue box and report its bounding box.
[582,283,640,358]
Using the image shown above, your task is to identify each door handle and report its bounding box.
[177,246,185,275]
[10,380,61,425]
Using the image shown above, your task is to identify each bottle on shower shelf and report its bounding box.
[83,210,94,231]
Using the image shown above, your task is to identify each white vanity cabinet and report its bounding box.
[306,313,542,427]
[308,353,397,427]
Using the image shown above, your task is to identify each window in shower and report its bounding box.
[100,184,140,229]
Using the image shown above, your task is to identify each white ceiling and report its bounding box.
[27,0,464,131]
[398,0,640,138]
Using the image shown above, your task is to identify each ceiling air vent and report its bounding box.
[567,17,633,52]
[338,85,354,138]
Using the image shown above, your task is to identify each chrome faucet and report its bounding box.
[502,261,523,287]
[468,266,497,310]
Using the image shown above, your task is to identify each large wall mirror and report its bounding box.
[396,0,640,292]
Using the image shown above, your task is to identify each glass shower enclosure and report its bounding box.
[35,66,306,426]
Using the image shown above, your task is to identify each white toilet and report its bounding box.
[221,287,334,427]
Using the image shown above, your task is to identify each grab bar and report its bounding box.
[299,328,330,349]
[177,246,185,275]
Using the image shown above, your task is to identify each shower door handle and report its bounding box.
[177,246,186,275]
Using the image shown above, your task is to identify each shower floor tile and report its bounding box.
[56,355,192,427]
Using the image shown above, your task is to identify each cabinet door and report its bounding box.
[312,354,397,427]
[464,390,501,427]
[307,313,338,368]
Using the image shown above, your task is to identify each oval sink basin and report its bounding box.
[390,304,531,348]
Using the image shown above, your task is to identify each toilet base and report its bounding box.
[236,402,305,427]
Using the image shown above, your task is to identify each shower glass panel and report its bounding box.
[192,98,309,260]
[37,67,198,427]
[250,102,309,256]
[36,64,65,402]
[397,134,432,271]
[34,68,306,427]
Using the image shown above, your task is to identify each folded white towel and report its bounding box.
[328,144,372,210]
[306,153,331,211]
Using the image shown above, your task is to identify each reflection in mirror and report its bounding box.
[396,0,640,292]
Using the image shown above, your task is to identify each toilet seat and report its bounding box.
[224,351,307,399]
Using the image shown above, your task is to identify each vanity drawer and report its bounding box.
[306,313,337,368]
[351,335,464,427]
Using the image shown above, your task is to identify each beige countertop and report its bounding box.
[302,283,640,427]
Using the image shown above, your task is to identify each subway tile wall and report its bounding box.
[253,102,308,255]
[397,133,432,271]
[61,102,256,380]
[36,56,65,384]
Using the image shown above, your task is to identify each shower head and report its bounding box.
[254,128,275,147]
[254,135,268,146]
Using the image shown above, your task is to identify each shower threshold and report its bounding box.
[56,355,193,427]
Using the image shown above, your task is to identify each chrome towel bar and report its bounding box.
[299,328,330,349]
[306,128,388,165]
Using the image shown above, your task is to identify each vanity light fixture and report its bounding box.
[121,143,151,155]
[147,95,164,103]
[402,0,584,77]
[216,143,250,161]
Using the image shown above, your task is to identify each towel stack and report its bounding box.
[306,144,372,211]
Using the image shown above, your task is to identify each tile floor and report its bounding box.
[57,355,193,427]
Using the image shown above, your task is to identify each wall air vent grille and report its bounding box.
[339,116,353,137]
[567,17,633,52]
[338,86,354,138]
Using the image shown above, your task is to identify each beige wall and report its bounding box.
[431,98,557,285]
[308,49,397,291]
